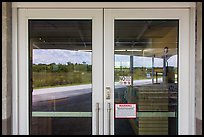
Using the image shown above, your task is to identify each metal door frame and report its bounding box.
[13,8,103,135]
[103,8,195,135]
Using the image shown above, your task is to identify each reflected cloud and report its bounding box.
[33,49,92,65]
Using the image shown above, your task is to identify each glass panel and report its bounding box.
[31,117,91,135]
[114,20,178,135]
[29,20,92,134]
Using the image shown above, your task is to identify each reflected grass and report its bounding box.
[33,72,91,89]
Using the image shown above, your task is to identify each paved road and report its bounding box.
[31,78,162,135]
[32,92,92,112]
[33,78,163,102]
[32,78,163,111]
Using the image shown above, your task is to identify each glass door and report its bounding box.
[104,9,190,135]
[18,8,191,135]
[18,9,103,135]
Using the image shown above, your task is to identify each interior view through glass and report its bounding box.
[29,20,92,135]
[29,19,179,135]
[114,20,178,135]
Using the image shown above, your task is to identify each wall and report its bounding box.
[195,2,202,135]
[2,2,12,135]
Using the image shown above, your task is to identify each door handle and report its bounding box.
[96,103,100,135]
[107,102,111,135]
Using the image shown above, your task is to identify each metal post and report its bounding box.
[163,56,166,84]
[152,55,155,84]
[130,56,134,86]
[163,47,168,84]
[156,72,158,83]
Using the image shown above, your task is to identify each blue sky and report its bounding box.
[33,49,177,67]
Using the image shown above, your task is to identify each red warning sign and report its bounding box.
[119,76,132,85]
[115,104,136,118]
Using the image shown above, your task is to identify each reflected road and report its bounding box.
[32,78,162,111]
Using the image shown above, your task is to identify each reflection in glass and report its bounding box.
[31,117,91,135]
[29,20,92,134]
[114,20,178,135]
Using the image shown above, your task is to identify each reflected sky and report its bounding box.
[33,49,92,65]
[33,49,177,67]
[115,55,177,68]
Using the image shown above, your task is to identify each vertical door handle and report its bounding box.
[107,103,111,135]
[96,103,100,135]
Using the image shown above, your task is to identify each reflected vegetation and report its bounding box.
[33,62,92,89]
[29,20,92,135]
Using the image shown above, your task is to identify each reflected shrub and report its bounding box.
[32,72,91,89]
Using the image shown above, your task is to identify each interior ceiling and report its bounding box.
[30,20,178,58]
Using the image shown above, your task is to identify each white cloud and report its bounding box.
[115,55,165,68]
[33,49,92,65]
[33,49,177,68]
[167,55,177,67]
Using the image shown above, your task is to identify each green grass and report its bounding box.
[32,71,91,89]
[32,68,165,89]
[33,82,91,89]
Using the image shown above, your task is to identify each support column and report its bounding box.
[130,55,134,86]
[195,2,202,135]
[2,2,12,135]
[163,47,168,84]
[152,55,155,84]
[163,56,166,84]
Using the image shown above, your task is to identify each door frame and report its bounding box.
[104,9,194,135]
[12,2,196,135]
[13,8,104,135]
